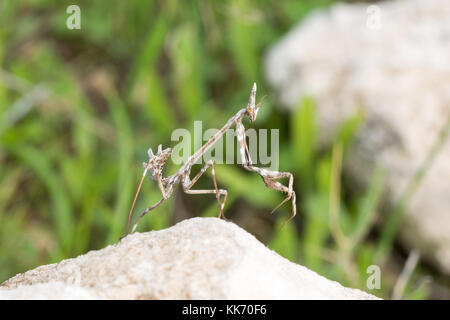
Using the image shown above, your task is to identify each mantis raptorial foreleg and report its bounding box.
[235,118,297,227]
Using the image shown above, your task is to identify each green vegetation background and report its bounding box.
[0,0,442,299]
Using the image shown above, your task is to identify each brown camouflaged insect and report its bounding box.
[124,83,296,237]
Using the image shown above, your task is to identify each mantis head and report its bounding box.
[246,82,262,123]
[143,144,172,180]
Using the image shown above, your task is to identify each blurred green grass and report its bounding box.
[0,0,438,299]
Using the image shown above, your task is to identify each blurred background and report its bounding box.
[0,0,449,299]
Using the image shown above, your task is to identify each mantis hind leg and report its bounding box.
[124,173,169,238]
[130,198,166,234]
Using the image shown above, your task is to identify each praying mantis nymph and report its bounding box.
[124,83,296,237]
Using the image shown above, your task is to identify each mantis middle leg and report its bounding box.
[182,160,228,219]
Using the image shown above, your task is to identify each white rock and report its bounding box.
[0,282,98,300]
[0,218,378,299]
[265,0,450,274]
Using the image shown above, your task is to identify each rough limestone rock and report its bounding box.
[265,0,450,274]
[0,218,378,299]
